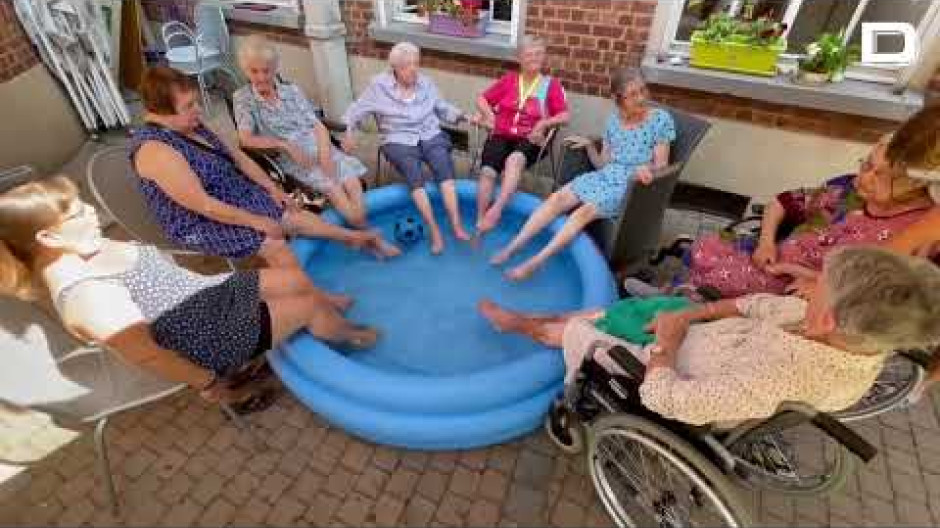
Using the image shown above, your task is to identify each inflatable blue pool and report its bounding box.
[268,180,617,450]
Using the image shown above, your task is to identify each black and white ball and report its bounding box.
[393,216,424,246]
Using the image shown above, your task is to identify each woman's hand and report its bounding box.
[645,311,690,357]
[751,240,778,269]
[564,135,594,150]
[252,216,286,240]
[341,132,358,154]
[635,165,654,186]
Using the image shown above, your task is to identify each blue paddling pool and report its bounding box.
[268,180,617,450]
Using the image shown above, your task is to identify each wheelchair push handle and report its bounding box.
[811,412,878,463]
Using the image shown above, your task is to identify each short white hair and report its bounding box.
[237,34,280,71]
[388,41,420,69]
[518,35,547,55]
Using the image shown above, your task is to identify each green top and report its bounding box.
[594,296,694,345]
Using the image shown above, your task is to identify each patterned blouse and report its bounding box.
[562,294,887,426]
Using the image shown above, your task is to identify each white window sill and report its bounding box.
[369,21,516,61]
[220,1,304,30]
[642,57,924,122]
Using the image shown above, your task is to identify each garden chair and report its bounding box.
[557,104,711,274]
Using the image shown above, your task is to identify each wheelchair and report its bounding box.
[545,341,879,527]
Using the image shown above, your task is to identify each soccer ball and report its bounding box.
[393,216,424,246]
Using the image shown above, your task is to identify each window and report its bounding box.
[390,0,519,37]
[660,0,940,85]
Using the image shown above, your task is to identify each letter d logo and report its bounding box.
[861,22,918,65]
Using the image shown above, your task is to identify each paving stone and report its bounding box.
[404,495,437,527]
[157,471,196,505]
[122,448,158,480]
[466,498,501,527]
[513,450,554,486]
[335,493,374,526]
[478,468,510,504]
[417,469,451,502]
[503,483,548,526]
[256,471,293,505]
[399,450,431,471]
[309,445,343,475]
[295,424,329,453]
[325,466,358,497]
[429,452,459,472]
[231,495,272,526]
[487,445,519,474]
[152,448,188,480]
[449,465,482,498]
[862,496,898,526]
[305,492,343,526]
[266,494,307,527]
[372,493,406,526]
[52,498,94,527]
[190,471,226,506]
[889,466,928,500]
[355,466,391,499]
[341,440,375,473]
[222,470,261,505]
[551,499,587,528]
[205,425,239,453]
[372,446,401,473]
[289,470,325,501]
[195,497,237,527]
[159,497,202,527]
[895,497,935,527]
[435,491,472,526]
[386,467,421,499]
[268,424,301,452]
[277,447,311,478]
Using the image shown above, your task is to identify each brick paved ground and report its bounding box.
[2,385,940,527]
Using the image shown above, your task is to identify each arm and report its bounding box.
[431,83,465,125]
[135,142,279,232]
[475,94,496,128]
[885,206,940,255]
[644,299,742,372]
[752,198,786,268]
[587,139,610,169]
[531,79,570,137]
[231,91,288,154]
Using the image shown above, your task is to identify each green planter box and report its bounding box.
[690,31,785,77]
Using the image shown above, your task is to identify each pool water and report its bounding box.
[303,202,584,376]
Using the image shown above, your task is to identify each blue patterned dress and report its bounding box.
[570,108,676,218]
[129,124,284,258]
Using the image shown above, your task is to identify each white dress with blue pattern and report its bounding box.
[233,83,368,191]
[570,108,676,218]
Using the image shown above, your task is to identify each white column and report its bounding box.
[302,0,354,119]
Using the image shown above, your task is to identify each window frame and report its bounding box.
[388,0,518,38]
[655,0,940,88]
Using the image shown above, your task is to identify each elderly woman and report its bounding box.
[342,42,470,255]
[473,35,570,235]
[689,134,934,299]
[232,35,386,237]
[479,246,940,425]
[0,176,379,412]
[130,67,399,270]
[491,68,675,280]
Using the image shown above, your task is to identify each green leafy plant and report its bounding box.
[695,13,786,47]
[797,31,859,77]
[418,0,481,24]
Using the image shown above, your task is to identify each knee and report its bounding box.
[480,167,497,181]
[505,153,526,172]
[574,203,599,220]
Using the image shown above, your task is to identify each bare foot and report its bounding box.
[375,237,402,258]
[453,223,472,242]
[329,324,380,352]
[478,299,521,333]
[490,247,513,266]
[326,293,354,312]
[506,262,538,281]
[477,206,502,235]
[430,228,445,255]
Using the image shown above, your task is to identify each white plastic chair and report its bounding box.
[161,3,232,113]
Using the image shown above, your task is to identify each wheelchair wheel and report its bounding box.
[832,353,925,423]
[725,421,853,497]
[587,414,753,528]
[544,402,585,455]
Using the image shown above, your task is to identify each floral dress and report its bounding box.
[233,82,368,192]
[570,108,676,218]
[689,174,931,298]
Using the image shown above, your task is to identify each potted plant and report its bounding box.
[418,0,487,39]
[690,13,787,77]
[795,31,857,85]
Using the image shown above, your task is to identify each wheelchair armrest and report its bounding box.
[778,402,878,463]
[321,117,348,134]
[652,162,682,180]
[608,345,647,380]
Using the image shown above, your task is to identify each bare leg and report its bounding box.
[412,187,445,255]
[475,167,498,231]
[258,237,303,269]
[284,209,399,258]
[479,152,526,234]
[508,203,599,281]
[478,299,603,348]
[268,294,378,349]
[441,179,470,241]
[258,267,352,312]
[491,187,581,266]
[324,184,366,229]
[342,177,368,228]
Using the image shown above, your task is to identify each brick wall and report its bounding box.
[0,1,40,84]
[342,0,927,143]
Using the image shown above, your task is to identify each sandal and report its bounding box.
[222,387,279,417]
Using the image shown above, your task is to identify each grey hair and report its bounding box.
[824,246,940,352]
[610,67,645,98]
[237,34,279,71]
[388,42,420,69]
[518,35,547,55]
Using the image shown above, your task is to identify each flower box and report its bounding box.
[428,12,487,38]
[690,31,786,77]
